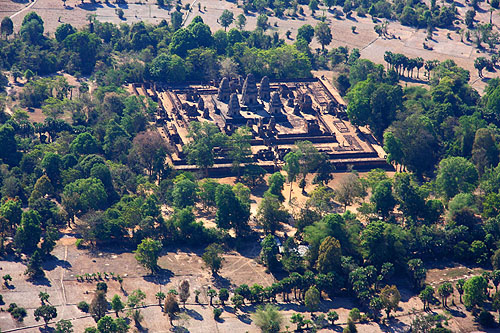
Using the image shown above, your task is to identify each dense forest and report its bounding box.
[1,3,500,331]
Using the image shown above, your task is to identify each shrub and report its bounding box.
[78,301,90,312]
[0,294,3,305]
[96,282,108,292]
[213,307,223,320]
[8,304,27,321]
[75,239,83,249]
[478,310,496,328]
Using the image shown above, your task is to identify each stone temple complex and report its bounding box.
[131,75,389,174]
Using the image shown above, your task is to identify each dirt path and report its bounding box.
[10,0,40,19]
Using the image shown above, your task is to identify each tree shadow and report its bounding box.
[77,2,102,10]
[378,318,408,332]
[212,275,231,289]
[143,268,174,284]
[32,276,52,286]
[447,308,466,318]
[236,312,252,324]
[117,2,129,8]
[346,16,358,22]
[171,326,189,333]
[4,284,15,290]
[185,308,203,321]
[39,326,55,333]
[43,257,72,271]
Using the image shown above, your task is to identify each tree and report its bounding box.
[266,172,285,201]
[236,14,247,30]
[456,279,465,303]
[219,288,229,306]
[55,23,76,43]
[90,290,108,323]
[63,178,108,215]
[134,238,162,274]
[184,122,225,176]
[20,12,44,45]
[164,293,180,325]
[1,17,13,39]
[55,319,73,333]
[111,295,124,317]
[283,152,301,203]
[437,282,453,308]
[297,24,315,44]
[472,128,499,175]
[34,305,57,327]
[380,285,400,319]
[202,243,225,276]
[155,292,166,309]
[256,194,289,234]
[219,10,234,31]
[179,280,190,308]
[315,236,341,274]
[25,250,44,279]
[129,130,168,178]
[342,318,358,333]
[407,258,427,290]
[475,57,488,78]
[96,316,129,333]
[436,156,478,200]
[215,184,250,237]
[335,172,365,210]
[256,14,269,31]
[127,289,146,327]
[39,291,50,305]
[15,210,42,254]
[291,313,305,330]
[207,288,217,306]
[64,31,101,74]
[252,304,283,333]
[463,276,488,308]
[419,285,434,310]
[370,180,396,218]
[304,286,320,313]
[315,22,332,51]
[228,127,252,178]
[327,310,339,325]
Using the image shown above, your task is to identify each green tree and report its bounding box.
[256,14,269,31]
[236,14,247,30]
[304,286,321,313]
[127,289,146,327]
[34,304,57,327]
[315,236,341,274]
[419,285,434,310]
[172,178,197,208]
[134,238,162,274]
[20,12,44,45]
[185,122,225,176]
[25,250,44,279]
[327,310,339,325]
[1,17,14,39]
[215,184,250,237]
[202,243,225,276]
[471,128,499,175]
[219,10,234,31]
[257,194,289,234]
[252,304,283,333]
[111,294,124,317]
[283,152,301,203]
[463,276,488,308]
[219,288,229,306]
[64,31,101,74]
[314,22,332,50]
[15,210,42,254]
[437,282,453,308]
[55,319,73,333]
[291,313,305,330]
[370,180,396,218]
[456,279,465,303]
[380,285,400,319]
[266,172,285,202]
[436,156,478,200]
[63,178,108,214]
